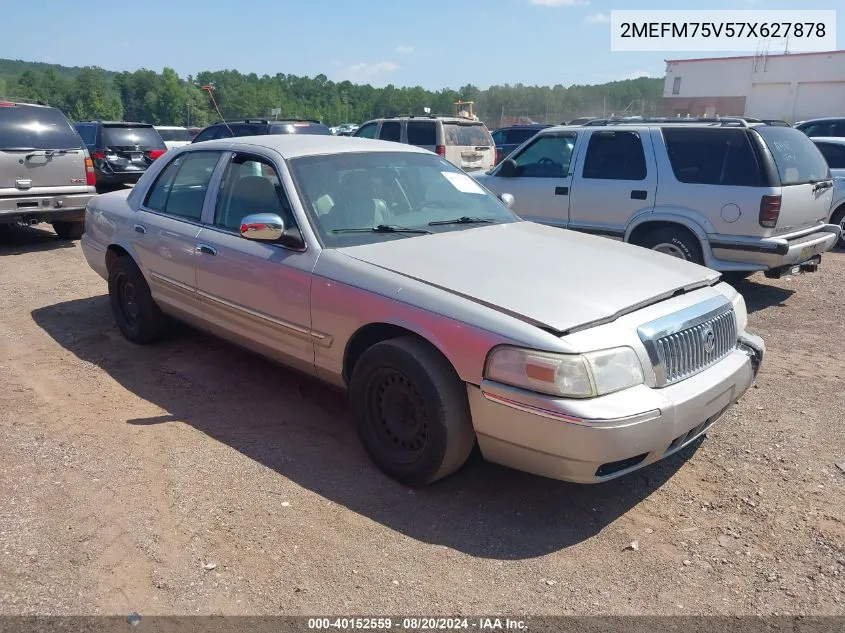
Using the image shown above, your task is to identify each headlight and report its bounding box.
[732,293,748,333]
[485,346,644,399]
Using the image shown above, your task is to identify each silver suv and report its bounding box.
[0,99,96,239]
[354,116,495,173]
[475,119,841,278]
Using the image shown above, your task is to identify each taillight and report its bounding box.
[759,195,781,228]
[92,150,106,160]
[435,145,445,157]
[148,149,166,160]
[85,158,96,186]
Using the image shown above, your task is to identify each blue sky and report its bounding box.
[0,0,841,89]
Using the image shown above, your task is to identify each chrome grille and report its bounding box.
[637,296,738,387]
[656,310,736,384]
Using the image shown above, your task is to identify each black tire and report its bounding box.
[830,205,845,250]
[52,221,85,240]
[108,256,171,344]
[349,336,476,486]
[638,226,704,265]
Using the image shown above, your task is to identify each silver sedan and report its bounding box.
[81,135,764,486]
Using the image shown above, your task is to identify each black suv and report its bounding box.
[491,124,551,165]
[192,119,332,143]
[74,121,167,188]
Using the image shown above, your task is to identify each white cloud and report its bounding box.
[339,61,399,83]
[529,0,589,6]
[584,12,610,24]
[395,45,415,55]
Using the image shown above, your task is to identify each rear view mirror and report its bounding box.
[240,213,285,241]
[497,158,519,178]
[499,193,515,209]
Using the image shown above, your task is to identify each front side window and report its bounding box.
[378,121,401,142]
[356,123,378,139]
[756,126,830,185]
[507,134,576,178]
[214,154,295,232]
[156,128,191,142]
[814,142,845,170]
[193,126,224,143]
[582,131,647,181]
[491,129,507,145]
[288,151,518,247]
[663,128,764,186]
[144,151,222,220]
[797,122,833,138]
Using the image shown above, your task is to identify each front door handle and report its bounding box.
[133,224,146,234]
[196,244,217,256]
[555,186,569,196]
[631,190,648,200]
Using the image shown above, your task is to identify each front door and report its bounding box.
[567,129,657,240]
[132,150,224,320]
[194,151,318,375]
[481,131,580,227]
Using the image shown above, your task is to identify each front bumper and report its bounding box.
[469,333,764,483]
[710,224,840,271]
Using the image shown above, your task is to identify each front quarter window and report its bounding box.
[288,151,518,247]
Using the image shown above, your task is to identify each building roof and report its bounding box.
[665,49,845,64]
[194,134,431,159]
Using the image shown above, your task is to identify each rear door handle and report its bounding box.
[196,244,217,256]
[555,186,569,196]
[133,224,146,234]
[630,190,648,200]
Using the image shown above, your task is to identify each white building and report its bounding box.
[662,50,845,122]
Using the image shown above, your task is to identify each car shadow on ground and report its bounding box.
[32,295,703,560]
[0,224,75,255]
[729,275,795,314]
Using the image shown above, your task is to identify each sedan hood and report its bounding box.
[337,222,720,333]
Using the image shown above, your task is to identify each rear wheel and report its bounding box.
[52,221,84,240]
[349,337,475,486]
[638,227,704,265]
[830,205,845,249]
[108,256,171,344]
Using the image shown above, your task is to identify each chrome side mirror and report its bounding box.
[240,213,284,241]
[499,193,515,209]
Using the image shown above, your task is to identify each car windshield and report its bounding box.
[756,126,830,185]
[102,125,166,149]
[0,105,83,150]
[156,128,191,142]
[288,151,518,247]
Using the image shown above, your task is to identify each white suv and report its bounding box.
[475,119,840,278]
[354,116,495,173]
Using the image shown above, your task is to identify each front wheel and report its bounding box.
[638,227,704,265]
[349,337,476,486]
[52,220,85,240]
[108,256,171,344]
[830,205,845,249]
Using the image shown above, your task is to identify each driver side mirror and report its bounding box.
[499,193,515,209]
[497,158,519,178]
[240,213,285,242]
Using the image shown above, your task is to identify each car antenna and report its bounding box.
[201,84,234,136]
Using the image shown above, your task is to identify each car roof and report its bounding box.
[810,136,845,144]
[368,116,486,124]
[154,125,187,130]
[192,134,433,158]
[796,117,845,124]
[76,120,152,126]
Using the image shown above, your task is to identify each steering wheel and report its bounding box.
[537,157,558,167]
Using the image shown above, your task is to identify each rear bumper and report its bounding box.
[710,224,841,271]
[0,192,93,224]
[469,333,764,484]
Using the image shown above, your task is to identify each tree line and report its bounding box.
[0,59,664,128]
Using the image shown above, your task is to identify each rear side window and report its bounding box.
[103,125,166,149]
[76,125,97,146]
[0,105,83,150]
[144,151,222,220]
[756,126,830,185]
[356,123,378,139]
[582,131,647,181]
[228,123,266,137]
[663,128,763,186]
[814,142,845,170]
[406,121,436,146]
[378,121,401,142]
[444,123,492,147]
[156,128,191,142]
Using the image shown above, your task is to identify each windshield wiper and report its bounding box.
[331,224,432,235]
[428,216,495,226]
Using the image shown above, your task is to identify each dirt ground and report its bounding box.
[0,223,843,617]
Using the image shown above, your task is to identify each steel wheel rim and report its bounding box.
[117,274,140,325]
[368,368,428,464]
[653,243,687,259]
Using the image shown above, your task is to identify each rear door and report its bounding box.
[443,121,495,172]
[756,126,834,234]
[567,129,656,240]
[0,104,88,196]
[100,124,167,174]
